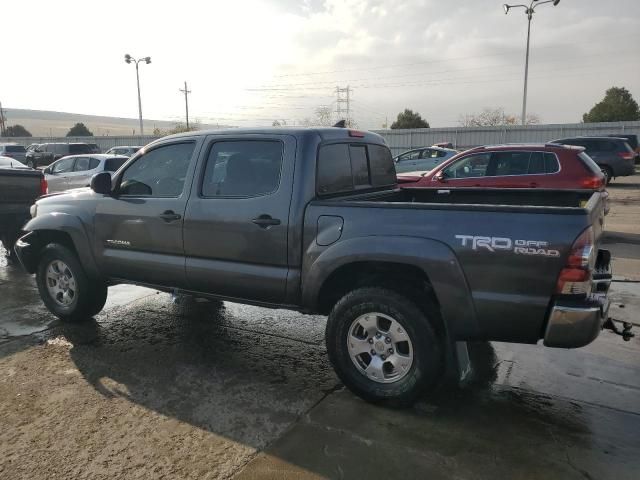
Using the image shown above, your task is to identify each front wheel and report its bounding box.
[325,287,443,407]
[35,244,108,322]
[26,160,35,169]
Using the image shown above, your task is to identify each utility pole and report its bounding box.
[335,86,352,127]
[179,81,191,129]
[0,101,6,136]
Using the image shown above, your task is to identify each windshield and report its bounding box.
[395,158,443,173]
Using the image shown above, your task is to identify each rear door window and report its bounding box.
[492,152,531,176]
[202,140,284,197]
[73,157,91,171]
[5,145,26,153]
[104,157,127,172]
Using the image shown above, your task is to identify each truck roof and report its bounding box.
[158,127,387,144]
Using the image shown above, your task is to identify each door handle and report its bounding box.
[159,210,182,222]
[252,215,281,228]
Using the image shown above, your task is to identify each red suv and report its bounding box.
[398,144,606,191]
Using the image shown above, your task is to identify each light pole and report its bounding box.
[124,54,151,135]
[503,0,560,125]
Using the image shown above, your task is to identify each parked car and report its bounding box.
[25,142,93,168]
[0,143,27,163]
[87,143,101,154]
[549,136,636,184]
[104,146,142,157]
[605,134,640,164]
[16,127,611,406]
[0,165,46,259]
[398,144,607,193]
[0,155,28,168]
[44,154,129,192]
[394,146,458,174]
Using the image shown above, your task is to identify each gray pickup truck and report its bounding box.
[15,128,612,405]
[0,166,45,259]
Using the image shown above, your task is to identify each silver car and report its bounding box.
[104,146,143,157]
[0,144,27,163]
[394,146,458,174]
[44,154,128,192]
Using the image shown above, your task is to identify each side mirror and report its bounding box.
[434,171,447,183]
[91,171,112,194]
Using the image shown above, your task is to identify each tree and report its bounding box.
[390,109,429,129]
[458,107,540,127]
[2,124,32,137]
[583,87,640,123]
[66,122,93,137]
[152,122,200,136]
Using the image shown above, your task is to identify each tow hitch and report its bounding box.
[603,318,635,341]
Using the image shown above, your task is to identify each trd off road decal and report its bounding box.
[455,235,560,257]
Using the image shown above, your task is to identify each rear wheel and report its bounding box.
[36,244,108,322]
[1,233,19,262]
[325,287,443,407]
[600,166,613,185]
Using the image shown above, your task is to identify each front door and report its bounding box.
[47,156,76,192]
[183,135,295,303]
[94,139,201,288]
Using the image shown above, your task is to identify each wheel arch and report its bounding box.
[303,236,479,340]
[18,213,99,278]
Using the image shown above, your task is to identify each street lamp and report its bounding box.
[124,54,152,135]
[503,0,560,125]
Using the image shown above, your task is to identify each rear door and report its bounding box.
[94,138,202,287]
[183,134,295,303]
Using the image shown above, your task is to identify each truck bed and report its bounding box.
[304,188,606,344]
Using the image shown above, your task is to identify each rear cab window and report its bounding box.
[317,142,395,195]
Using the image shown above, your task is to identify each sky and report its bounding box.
[2,0,639,129]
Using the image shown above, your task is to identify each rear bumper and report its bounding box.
[543,296,610,348]
[544,248,612,349]
[616,162,636,177]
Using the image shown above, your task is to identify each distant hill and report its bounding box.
[2,108,224,136]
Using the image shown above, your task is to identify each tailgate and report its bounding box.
[584,191,607,248]
[0,169,42,214]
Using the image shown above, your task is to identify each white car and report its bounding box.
[0,155,28,169]
[44,154,129,192]
[104,146,143,157]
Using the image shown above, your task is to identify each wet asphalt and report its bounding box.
[1,179,640,479]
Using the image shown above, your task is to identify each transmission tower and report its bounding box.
[335,86,352,127]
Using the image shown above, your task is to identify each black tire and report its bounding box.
[601,166,613,185]
[26,160,35,169]
[325,287,443,407]
[35,244,108,322]
[2,234,19,262]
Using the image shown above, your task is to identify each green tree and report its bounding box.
[66,122,94,137]
[583,87,640,123]
[390,109,430,129]
[2,124,32,137]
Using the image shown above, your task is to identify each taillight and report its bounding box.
[617,151,635,161]
[556,227,595,295]
[40,177,48,195]
[580,176,604,190]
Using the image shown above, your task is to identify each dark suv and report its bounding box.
[549,136,636,184]
[25,143,92,168]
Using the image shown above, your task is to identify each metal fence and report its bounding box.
[374,121,640,155]
[0,135,161,151]
[2,121,639,155]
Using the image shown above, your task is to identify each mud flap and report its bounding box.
[442,341,472,386]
